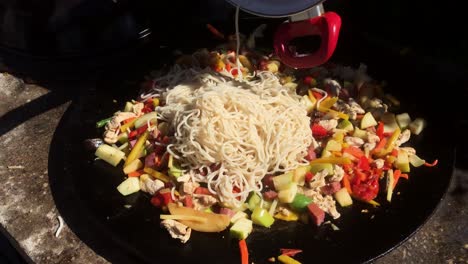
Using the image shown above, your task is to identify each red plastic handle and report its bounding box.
[274,12,341,69]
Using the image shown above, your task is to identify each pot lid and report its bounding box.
[226,0,325,17]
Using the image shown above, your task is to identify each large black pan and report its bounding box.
[47,8,455,264]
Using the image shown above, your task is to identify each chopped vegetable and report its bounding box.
[334,188,353,207]
[124,131,149,167]
[96,117,112,128]
[239,240,249,264]
[117,177,140,196]
[278,254,301,264]
[290,194,313,212]
[230,218,253,240]
[167,203,230,232]
[160,214,207,223]
[251,207,275,227]
[95,144,125,166]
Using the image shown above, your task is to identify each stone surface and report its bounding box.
[0,75,466,264]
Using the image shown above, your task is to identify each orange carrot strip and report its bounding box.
[206,24,225,39]
[343,146,364,159]
[393,169,402,189]
[424,159,438,167]
[128,170,144,177]
[239,240,249,264]
[342,173,352,194]
[372,138,388,154]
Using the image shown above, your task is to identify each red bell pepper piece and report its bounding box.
[305,171,314,182]
[129,124,148,139]
[376,122,384,140]
[194,187,212,195]
[280,248,303,257]
[183,195,194,208]
[311,124,328,138]
[357,156,371,171]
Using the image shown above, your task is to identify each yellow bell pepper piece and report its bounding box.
[278,254,302,264]
[152,98,160,107]
[317,97,338,111]
[124,131,148,167]
[307,90,317,106]
[143,167,171,183]
[120,118,137,133]
[384,127,401,153]
[274,211,299,221]
[310,157,352,165]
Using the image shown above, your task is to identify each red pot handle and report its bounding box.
[274,12,341,69]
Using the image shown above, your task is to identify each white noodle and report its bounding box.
[55,216,64,238]
[154,68,312,207]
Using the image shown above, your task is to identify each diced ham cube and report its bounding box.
[307,203,325,226]
[320,182,342,195]
[263,190,278,200]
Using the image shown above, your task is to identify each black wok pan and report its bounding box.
[47,5,455,264]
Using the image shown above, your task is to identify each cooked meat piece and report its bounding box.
[181,181,200,195]
[307,203,325,226]
[132,102,145,116]
[318,119,338,131]
[315,195,340,219]
[160,219,191,243]
[263,190,278,200]
[140,177,165,195]
[329,165,344,182]
[103,129,119,144]
[364,142,376,152]
[193,194,218,210]
[367,132,380,144]
[308,170,328,190]
[395,129,411,147]
[344,136,365,147]
[113,111,137,124]
[372,159,385,169]
[320,182,341,195]
[278,206,292,216]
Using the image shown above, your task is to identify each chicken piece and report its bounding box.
[308,170,328,190]
[372,159,385,169]
[329,165,344,182]
[364,142,376,152]
[103,129,119,144]
[181,181,200,195]
[400,147,416,156]
[140,177,165,195]
[278,206,292,216]
[318,119,338,131]
[193,194,218,211]
[344,136,365,147]
[367,132,380,144]
[160,219,192,243]
[114,111,137,124]
[132,102,145,116]
[395,129,411,147]
[316,195,340,219]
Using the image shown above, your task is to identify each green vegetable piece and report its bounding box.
[251,207,275,228]
[96,117,112,128]
[290,194,313,212]
[309,163,334,175]
[95,144,125,166]
[230,218,253,240]
[247,192,262,211]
